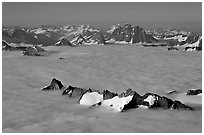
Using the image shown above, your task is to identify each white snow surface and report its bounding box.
[183,36,202,48]
[102,95,133,112]
[32,28,46,34]
[144,95,156,106]
[79,92,103,106]
[107,25,117,34]
[164,35,188,42]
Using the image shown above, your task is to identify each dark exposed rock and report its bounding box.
[157,96,175,109]
[167,90,178,95]
[93,32,105,44]
[3,24,157,46]
[22,46,44,56]
[2,28,60,46]
[180,35,202,51]
[142,43,168,47]
[2,40,27,51]
[141,93,193,110]
[65,25,105,45]
[42,78,64,90]
[184,35,200,44]
[198,39,202,50]
[141,93,161,108]
[102,90,118,100]
[55,38,72,46]
[123,24,132,42]
[22,51,42,56]
[121,89,143,110]
[186,89,202,96]
[168,47,179,51]
[107,24,157,44]
[41,78,196,111]
[62,85,86,98]
[12,29,39,44]
[183,46,201,52]
[2,40,14,51]
[31,45,45,52]
[171,100,193,110]
[2,30,12,38]
[179,41,186,46]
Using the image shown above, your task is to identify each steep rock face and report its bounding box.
[62,25,105,45]
[41,78,197,112]
[62,85,86,98]
[12,29,39,44]
[33,45,45,52]
[186,89,202,95]
[198,39,202,50]
[42,78,64,90]
[70,34,89,45]
[55,38,72,46]
[22,45,45,56]
[92,32,105,45]
[2,40,27,51]
[2,30,12,38]
[185,35,200,44]
[106,24,157,44]
[141,93,193,110]
[119,88,143,110]
[182,36,202,51]
[2,40,13,51]
[5,24,201,46]
[3,28,60,46]
[103,90,118,100]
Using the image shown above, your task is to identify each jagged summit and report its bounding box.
[55,38,72,46]
[2,24,201,47]
[106,24,157,44]
[182,36,202,51]
[61,25,104,45]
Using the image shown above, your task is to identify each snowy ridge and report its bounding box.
[107,25,120,34]
[2,24,201,47]
[183,36,202,48]
[164,35,188,42]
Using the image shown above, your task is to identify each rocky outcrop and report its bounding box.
[55,38,72,46]
[106,24,157,44]
[62,85,86,98]
[118,88,143,110]
[186,89,202,95]
[42,78,196,112]
[181,35,202,51]
[42,78,64,90]
[63,25,105,45]
[92,32,105,45]
[2,40,15,51]
[167,47,179,51]
[2,40,27,51]
[102,90,118,100]
[22,45,45,56]
[2,28,60,46]
[3,24,158,46]
[140,93,193,110]
[12,29,39,44]
[33,45,45,52]
[184,35,200,44]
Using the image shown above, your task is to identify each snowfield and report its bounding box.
[2,45,202,132]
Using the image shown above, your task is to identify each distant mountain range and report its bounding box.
[2,24,202,47]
